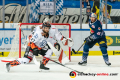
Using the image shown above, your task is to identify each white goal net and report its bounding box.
[1,23,71,62]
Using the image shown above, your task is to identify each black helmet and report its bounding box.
[42,22,51,28]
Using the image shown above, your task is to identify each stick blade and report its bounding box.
[72,48,76,54]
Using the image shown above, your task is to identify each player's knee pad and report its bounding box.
[17,57,30,64]
[83,44,90,52]
[44,49,53,58]
[24,46,33,59]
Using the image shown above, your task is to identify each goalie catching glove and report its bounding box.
[54,43,60,51]
[61,37,74,47]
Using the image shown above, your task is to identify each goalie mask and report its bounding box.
[43,17,51,23]
[42,22,51,29]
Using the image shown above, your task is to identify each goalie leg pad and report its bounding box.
[47,42,69,64]
[24,46,34,60]
[9,58,31,67]
[9,57,31,67]
[44,49,53,58]
[17,57,30,64]
[24,51,34,60]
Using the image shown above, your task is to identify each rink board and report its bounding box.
[71,29,120,56]
[0,30,120,57]
[1,50,120,57]
[0,23,120,57]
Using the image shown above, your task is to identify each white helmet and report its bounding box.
[90,13,97,18]
[43,17,51,23]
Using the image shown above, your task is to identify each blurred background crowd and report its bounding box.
[0,0,120,24]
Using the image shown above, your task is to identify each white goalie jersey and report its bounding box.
[30,25,63,48]
[29,25,70,64]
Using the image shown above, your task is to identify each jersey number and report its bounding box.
[30,38,35,42]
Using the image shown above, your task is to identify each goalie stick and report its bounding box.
[72,41,86,54]
[44,57,82,73]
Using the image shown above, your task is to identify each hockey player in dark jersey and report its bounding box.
[78,13,111,66]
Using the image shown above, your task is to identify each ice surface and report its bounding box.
[0,56,120,80]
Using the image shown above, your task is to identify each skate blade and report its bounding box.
[78,63,87,66]
[106,64,111,66]
[5,64,10,72]
[39,69,50,72]
[82,64,87,66]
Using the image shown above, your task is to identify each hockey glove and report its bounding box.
[61,37,74,47]
[84,36,94,44]
[54,43,60,51]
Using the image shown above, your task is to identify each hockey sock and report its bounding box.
[42,57,50,65]
[82,52,89,61]
[82,44,90,61]
[100,47,109,62]
[103,54,109,62]
[10,60,20,67]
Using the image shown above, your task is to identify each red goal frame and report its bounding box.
[19,23,71,61]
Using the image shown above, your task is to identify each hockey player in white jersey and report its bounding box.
[6,22,73,72]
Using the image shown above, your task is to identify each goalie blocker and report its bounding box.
[61,37,74,47]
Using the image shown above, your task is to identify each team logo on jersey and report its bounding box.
[91,30,94,33]
[39,40,47,47]
[98,27,101,30]
[97,32,101,35]
[69,71,77,78]
[92,25,95,28]
[90,28,94,33]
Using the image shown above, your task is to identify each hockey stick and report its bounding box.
[44,57,82,73]
[72,41,86,54]
[33,56,39,65]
